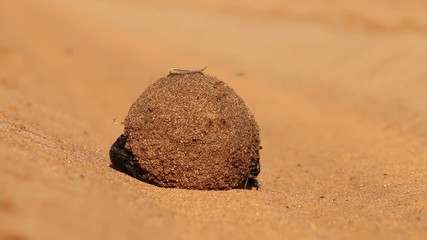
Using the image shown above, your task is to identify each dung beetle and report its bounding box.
[110,134,261,190]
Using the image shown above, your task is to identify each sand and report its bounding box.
[0,0,426,239]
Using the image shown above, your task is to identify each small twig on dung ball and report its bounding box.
[112,117,124,125]
[169,67,207,76]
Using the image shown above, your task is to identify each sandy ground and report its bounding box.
[1,0,427,239]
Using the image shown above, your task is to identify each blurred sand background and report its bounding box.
[0,0,426,239]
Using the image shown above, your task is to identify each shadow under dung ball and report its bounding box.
[110,70,261,190]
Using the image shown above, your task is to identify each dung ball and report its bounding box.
[116,71,261,190]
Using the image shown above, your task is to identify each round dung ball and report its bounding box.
[123,72,261,190]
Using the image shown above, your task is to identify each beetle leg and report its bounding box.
[244,174,250,189]
[248,177,260,190]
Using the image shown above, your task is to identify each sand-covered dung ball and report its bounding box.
[119,71,261,190]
